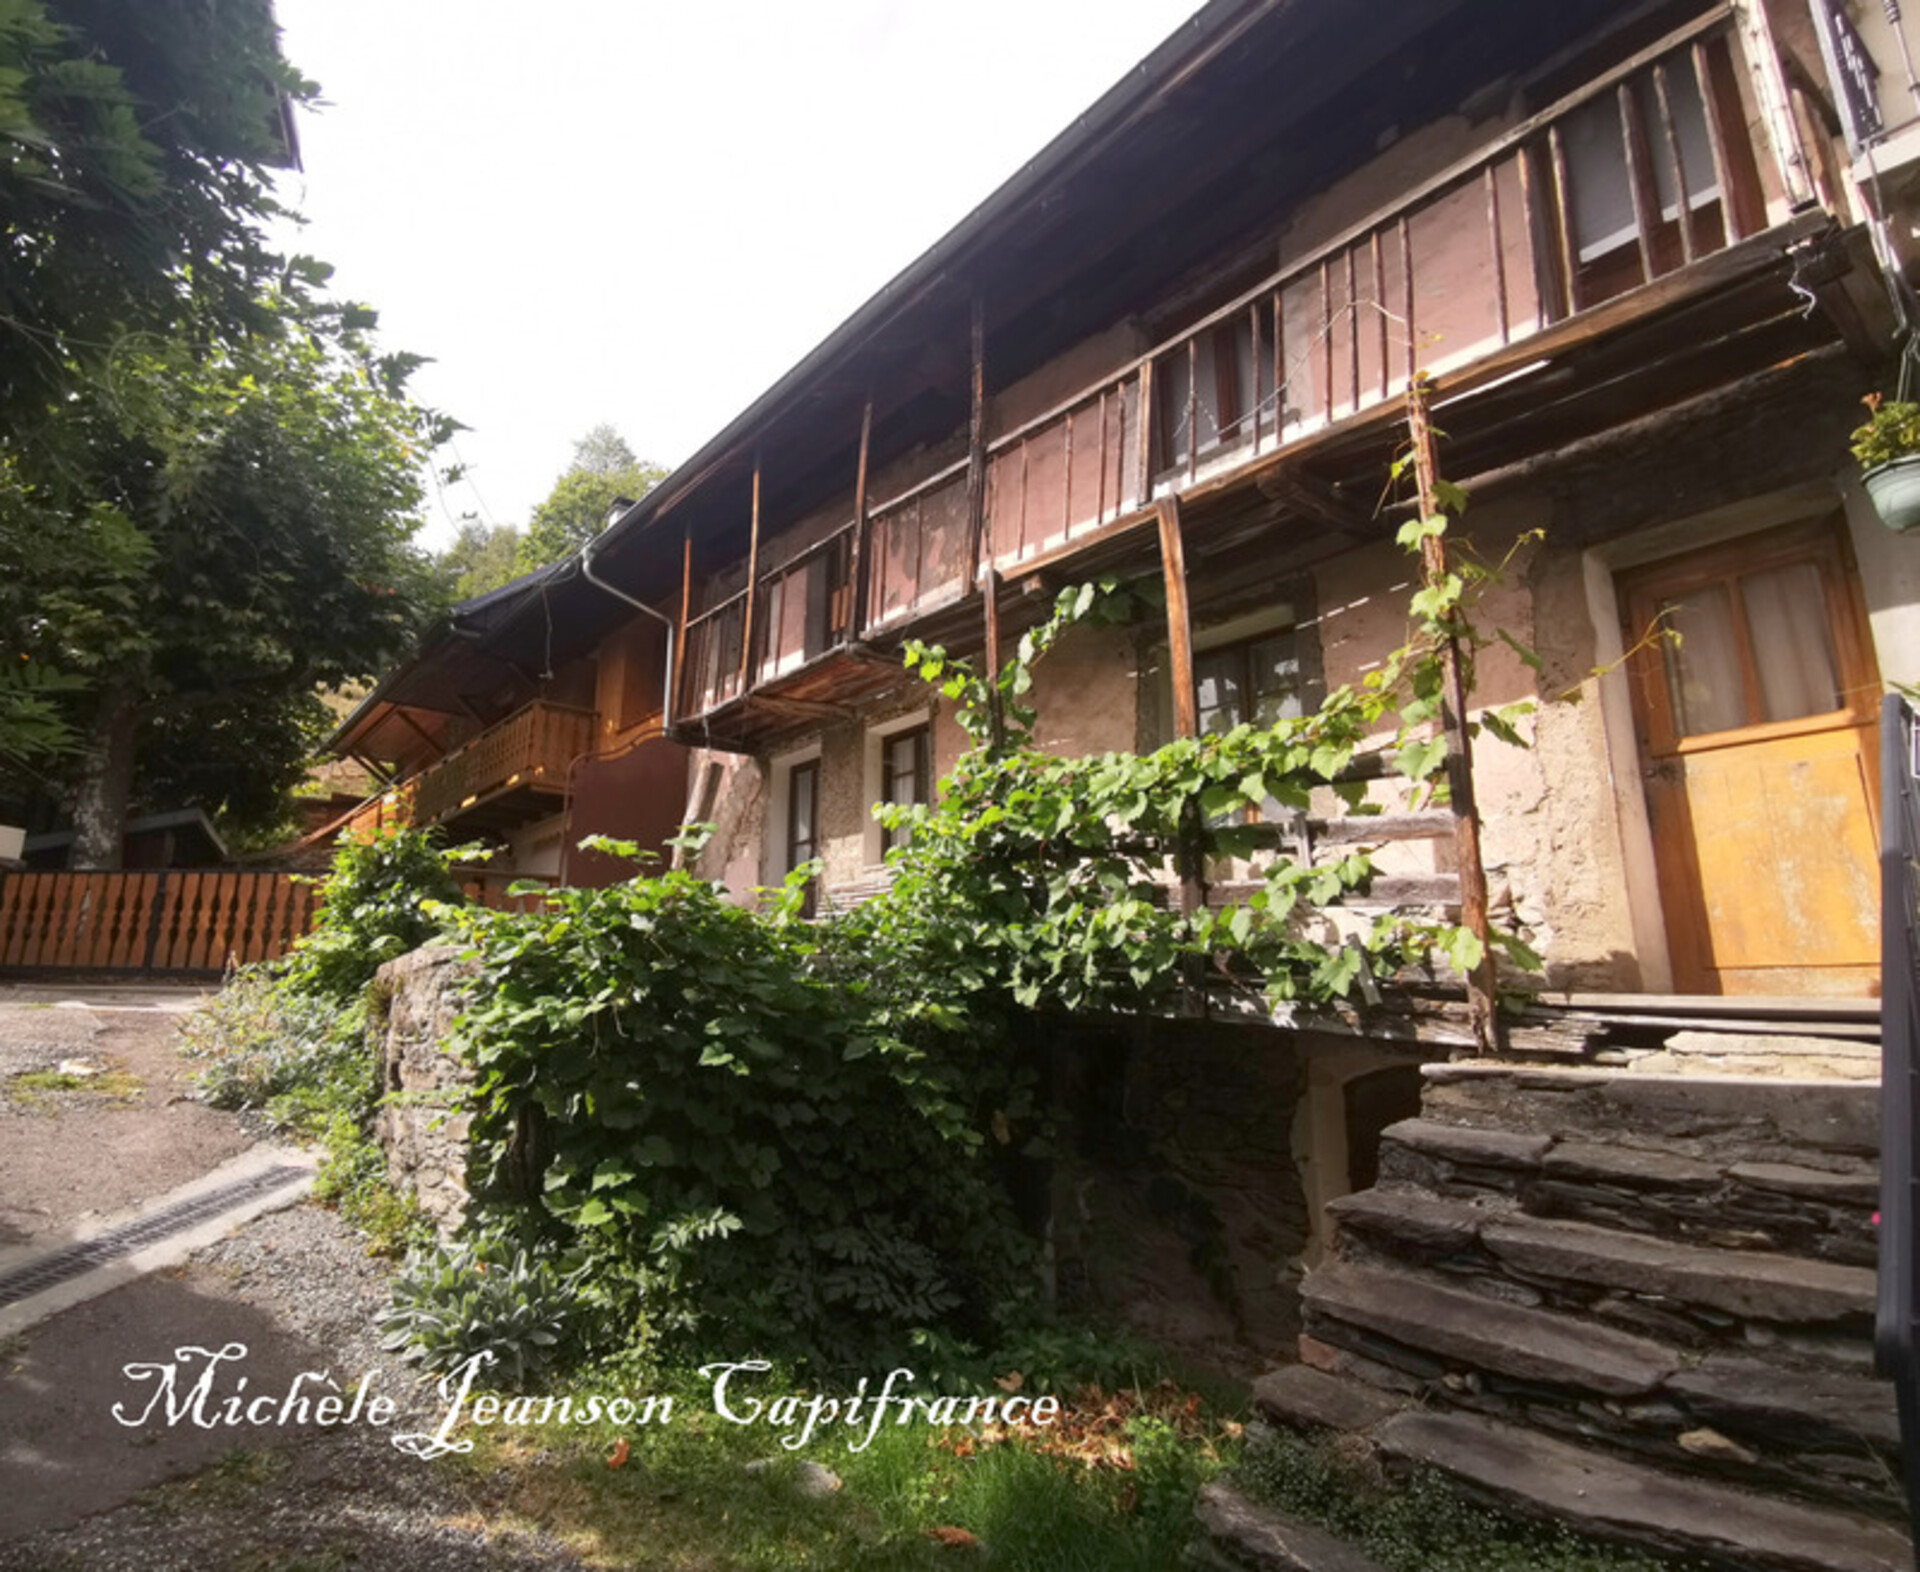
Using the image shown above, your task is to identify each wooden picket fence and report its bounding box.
[0,866,560,976]
[0,870,321,975]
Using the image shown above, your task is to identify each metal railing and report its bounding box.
[1878,691,1920,1558]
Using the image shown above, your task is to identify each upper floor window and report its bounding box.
[1195,630,1303,735]
[879,723,931,854]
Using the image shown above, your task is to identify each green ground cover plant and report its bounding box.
[1234,1426,1712,1572]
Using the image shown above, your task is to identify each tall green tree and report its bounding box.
[0,0,450,866]
[0,0,312,422]
[437,518,526,602]
[518,424,667,571]
[0,302,444,866]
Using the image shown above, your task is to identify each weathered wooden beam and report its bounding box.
[739,451,763,695]
[849,393,874,639]
[673,525,691,727]
[1158,495,1205,921]
[392,707,448,762]
[1408,379,1499,1054]
[1257,465,1374,538]
[966,293,1005,751]
[1158,497,1198,743]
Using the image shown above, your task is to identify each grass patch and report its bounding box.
[5,1066,142,1108]
[309,1109,433,1258]
[1234,1425,1714,1572]
[428,1368,1239,1570]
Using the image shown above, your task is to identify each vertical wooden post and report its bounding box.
[1135,356,1156,507]
[1158,497,1205,918]
[850,391,874,641]
[674,525,692,725]
[1406,380,1499,1053]
[965,292,1004,750]
[740,452,762,698]
[1158,498,1198,743]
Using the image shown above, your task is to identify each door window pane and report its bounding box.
[1742,562,1841,724]
[1659,585,1747,737]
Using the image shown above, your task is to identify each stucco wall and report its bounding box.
[1304,504,1645,990]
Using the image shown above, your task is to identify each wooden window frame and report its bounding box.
[879,723,932,855]
[1617,514,1878,760]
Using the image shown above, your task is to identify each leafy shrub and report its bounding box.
[379,1233,580,1388]
[181,965,372,1131]
[445,857,1039,1369]
[278,824,472,1002]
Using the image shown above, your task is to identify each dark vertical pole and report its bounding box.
[1136,356,1156,506]
[674,525,691,725]
[740,451,762,698]
[1548,124,1580,314]
[1617,82,1658,284]
[1652,62,1696,266]
[850,392,873,640]
[1484,165,1511,343]
[1407,379,1498,1053]
[965,291,1004,751]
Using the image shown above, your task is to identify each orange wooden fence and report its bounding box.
[0,870,321,975]
[0,867,560,976]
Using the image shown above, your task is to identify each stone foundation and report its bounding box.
[370,945,479,1234]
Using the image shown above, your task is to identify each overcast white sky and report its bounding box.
[271,2,1203,550]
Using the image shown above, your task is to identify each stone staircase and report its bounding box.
[1196,1042,1914,1572]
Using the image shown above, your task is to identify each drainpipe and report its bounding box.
[579,499,676,731]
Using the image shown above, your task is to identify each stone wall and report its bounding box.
[370,944,479,1235]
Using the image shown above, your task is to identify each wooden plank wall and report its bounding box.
[0,870,320,975]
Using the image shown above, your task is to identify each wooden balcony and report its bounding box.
[403,700,595,835]
[673,11,1816,750]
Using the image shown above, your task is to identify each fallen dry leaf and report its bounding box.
[926,1526,981,1549]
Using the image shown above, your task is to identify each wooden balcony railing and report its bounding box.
[408,700,595,827]
[676,11,1772,726]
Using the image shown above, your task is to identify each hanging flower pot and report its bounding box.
[1851,394,1920,532]
[1865,454,1920,533]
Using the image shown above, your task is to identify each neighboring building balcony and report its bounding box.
[357,700,596,838]
[671,10,1850,752]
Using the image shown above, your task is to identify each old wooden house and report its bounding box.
[335,2,1920,1561]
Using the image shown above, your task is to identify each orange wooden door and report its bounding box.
[1618,517,1882,997]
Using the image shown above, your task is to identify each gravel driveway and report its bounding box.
[0,989,590,1570]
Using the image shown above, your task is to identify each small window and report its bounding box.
[880,724,931,854]
[1195,631,1303,736]
[785,758,820,916]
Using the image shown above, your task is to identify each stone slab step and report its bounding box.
[1192,1482,1390,1572]
[1252,1364,1405,1434]
[1420,1063,1878,1158]
[1304,1260,1678,1396]
[1665,1354,1901,1451]
[1375,1407,1912,1572]
[1480,1212,1875,1324]
[1327,1186,1875,1325]
[1381,1118,1549,1170]
[1323,1186,1492,1253]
